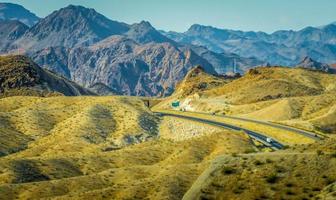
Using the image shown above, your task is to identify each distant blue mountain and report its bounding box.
[0,3,39,26]
[162,23,336,66]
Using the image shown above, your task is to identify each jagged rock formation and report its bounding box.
[296,56,334,73]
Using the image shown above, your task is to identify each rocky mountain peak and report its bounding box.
[187,24,223,34]
[301,56,314,63]
[137,20,154,29]
[34,4,128,35]
[15,4,129,51]
[125,20,174,44]
[188,24,205,31]
[297,56,332,73]
[52,4,104,20]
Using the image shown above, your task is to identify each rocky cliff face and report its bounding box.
[30,46,71,78]
[32,36,217,96]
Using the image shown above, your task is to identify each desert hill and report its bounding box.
[155,66,336,134]
[203,66,335,104]
[0,95,254,199]
[183,138,336,200]
[0,55,95,97]
[173,65,232,98]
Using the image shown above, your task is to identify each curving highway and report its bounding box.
[204,113,323,140]
[155,112,284,150]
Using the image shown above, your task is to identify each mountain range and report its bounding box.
[0,3,335,96]
[0,3,261,96]
[162,23,336,66]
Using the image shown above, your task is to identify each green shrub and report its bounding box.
[266,173,279,184]
[316,150,324,156]
[285,182,294,188]
[254,160,263,166]
[330,152,336,158]
[222,166,236,175]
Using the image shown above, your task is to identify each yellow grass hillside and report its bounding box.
[0,95,255,200]
[154,66,336,134]
[0,96,161,157]
[183,138,336,200]
[173,65,232,98]
[204,67,336,104]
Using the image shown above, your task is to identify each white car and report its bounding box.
[266,137,273,143]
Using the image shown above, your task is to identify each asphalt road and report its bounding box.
[207,113,323,140]
[156,112,284,150]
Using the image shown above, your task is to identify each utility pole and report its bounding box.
[233,58,236,74]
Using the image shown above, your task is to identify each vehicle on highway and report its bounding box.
[266,137,273,143]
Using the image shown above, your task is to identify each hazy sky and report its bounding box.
[5,0,336,33]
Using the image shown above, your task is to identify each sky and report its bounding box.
[4,0,336,33]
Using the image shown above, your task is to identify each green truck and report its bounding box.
[171,101,180,108]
